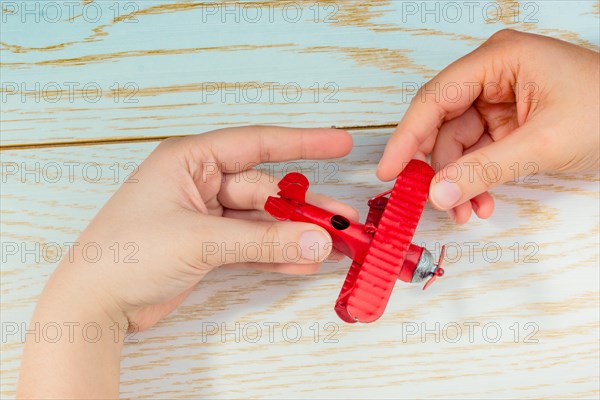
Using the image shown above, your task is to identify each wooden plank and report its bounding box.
[1,128,598,398]
[2,0,599,146]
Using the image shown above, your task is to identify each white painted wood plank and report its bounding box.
[1,128,598,398]
[2,0,599,145]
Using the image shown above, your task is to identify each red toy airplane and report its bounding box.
[264,159,445,324]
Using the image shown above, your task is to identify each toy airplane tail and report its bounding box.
[265,172,308,221]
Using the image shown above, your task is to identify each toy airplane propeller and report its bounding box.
[265,159,446,324]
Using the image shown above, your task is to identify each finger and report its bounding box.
[429,107,488,223]
[190,215,333,267]
[377,40,507,181]
[450,193,496,223]
[223,209,274,222]
[222,209,348,262]
[442,131,496,219]
[431,106,486,172]
[222,207,348,265]
[222,210,361,239]
[223,248,346,274]
[218,170,359,220]
[328,249,346,261]
[471,192,495,219]
[428,123,544,211]
[223,262,322,275]
[464,132,494,155]
[463,133,496,219]
[220,211,348,264]
[449,201,472,224]
[186,126,353,172]
[218,170,278,210]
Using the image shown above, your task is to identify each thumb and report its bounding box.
[196,216,333,268]
[429,126,543,211]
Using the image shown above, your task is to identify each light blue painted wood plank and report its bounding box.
[1,1,598,145]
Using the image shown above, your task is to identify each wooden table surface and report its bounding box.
[1,1,599,398]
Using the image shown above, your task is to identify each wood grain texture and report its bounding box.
[1,128,599,398]
[1,0,599,146]
[1,1,599,398]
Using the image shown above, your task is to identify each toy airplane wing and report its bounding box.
[334,160,434,323]
[263,159,443,324]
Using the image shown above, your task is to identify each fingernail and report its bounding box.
[300,231,331,262]
[431,180,461,209]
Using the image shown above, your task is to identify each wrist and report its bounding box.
[37,258,130,343]
[17,262,127,398]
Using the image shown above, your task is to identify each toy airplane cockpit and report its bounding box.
[264,159,446,324]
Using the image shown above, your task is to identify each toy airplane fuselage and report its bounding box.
[265,159,445,323]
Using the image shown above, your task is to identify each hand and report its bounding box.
[377,29,599,224]
[17,126,355,398]
[67,126,356,330]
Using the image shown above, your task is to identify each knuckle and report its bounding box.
[481,29,527,55]
[156,136,182,153]
[467,151,497,189]
[411,87,425,105]
[259,223,280,247]
[257,130,272,163]
[487,28,520,43]
[412,81,435,105]
[251,175,267,210]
